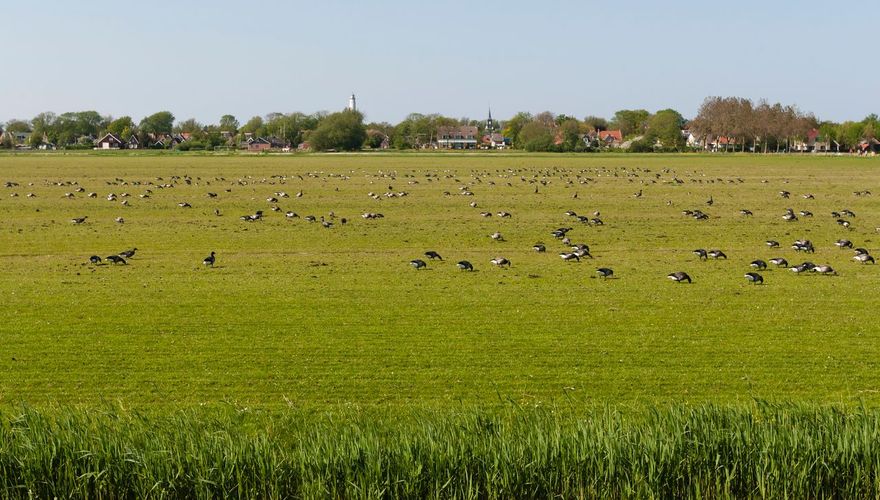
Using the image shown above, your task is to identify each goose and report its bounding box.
[89,255,102,264]
[854,247,870,256]
[589,218,604,225]
[266,197,278,203]
[564,210,577,217]
[799,210,813,217]
[835,239,853,249]
[766,240,780,248]
[854,253,875,264]
[831,211,841,218]
[802,193,815,199]
[812,265,836,275]
[106,255,127,265]
[837,219,851,229]
[285,211,299,219]
[750,259,767,270]
[792,240,815,253]
[744,272,763,284]
[178,202,192,208]
[480,212,492,217]
[490,232,504,241]
[457,260,474,271]
[88,192,97,198]
[214,209,222,216]
[119,248,137,258]
[533,243,546,253]
[71,216,87,224]
[560,253,580,262]
[841,209,856,217]
[782,212,798,222]
[708,250,727,260]
[497,211,512,218]
[769,258,788,267]
[304,215,317,223]
[667,271,692,283]
[596,267,614,278]
[203,252,216,267]
[706,195,713,206]
[490,257,511,268]
[693,249,708,260]
[424,251,443,260]
[790,262,815,273]
[410,259,427,270]
[206,192,218,198]
[633,189,642,198]
[740,209,753,216]
[780,190,791,198]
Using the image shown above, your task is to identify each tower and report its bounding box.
[348,93,356,112]
[486,107,495,134]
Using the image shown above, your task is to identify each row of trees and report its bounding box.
[2,98,878,152]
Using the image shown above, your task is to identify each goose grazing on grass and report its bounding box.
[424,251,442,260]
[790,262,815,273]
[841,209,856,217]
[766,240,780,248]
[740,209,753,216]
[178,202,192,208]
[744,272,763,284]
[782,212,798,222]
[560,252,580,262]
[854,247,870,256]
[792,240,815,253]
[750,259,767,270]
[706,195,713,206]
[115,217,124,224]
[799,210,813,217]
[203,251,215,267]
[304,215,317,223]
[596,267,614,278]
[89,255,102,264]
[533,243,546,253]
[854,253,875,264]
[119,248,137,258]
[769,258,788,267]
[812,265,836,275]
[708,249,727,260]
[490,232,504,241]
[837,219,851,229]
[780,190,791,198]
[480,212,492,217]
[285,211,299,219]
[106,255,126,265]
[457,260,474,271]
[835,239,853,249]
[410,259,427,270]
[71,216,87,224]
[667,271,692,283]
[490,257,511,268]
[497,211,512,218]
[693,249,708,260]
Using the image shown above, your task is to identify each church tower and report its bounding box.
[348,94,357,112]
[486,107,495,134]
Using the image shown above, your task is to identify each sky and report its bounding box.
[1,0,875,125]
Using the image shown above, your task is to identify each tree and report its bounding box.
[219,115,239,134]
[240,115,265,136]
[517,121,554,151]
[557,118,582,151]
[583,115,608,132]
[175,118,203,134]
[139,111,175,136]
[5,120,31,133]
[610,109,650,137]
[106,116,134,139]
[502,112,532,148]
[308,109,366,151]
[647,109,686,151]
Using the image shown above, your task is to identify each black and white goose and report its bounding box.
[119,248,137,258]
[812,265,836,275]
[693,249,708,260]
[203,251,216,267]
[424,251,443,260]
[410,259,427,270]
[106,255,126,265]
[71,216,88,224]
[744,272,763,284]
[532,243,546,253]
[854,253,875,264]
[835,239,853,249]
[766,240,780,248]
[667,271,692,283]
[708,249,727,260]
[89,255,102,264]
[750,259,767,270]
[457,260,474,271]
[490,257,511,268]
[596,268,614,278]
[560,252,580,262]
[769,258,788,267]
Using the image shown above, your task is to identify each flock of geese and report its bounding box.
[6,167,875,287]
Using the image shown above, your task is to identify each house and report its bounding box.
[584,129,624,148]
[792,129,831,153]
[482,132,509,149]
[247,137,272,151]
[94,133,125,150]
[127,135,140,149]
[1,130,31,146]
[706,136,738,151]
[436,126,478,149]
[857,138,880,155]
[682,130,703,148]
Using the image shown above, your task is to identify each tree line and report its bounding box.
[1,97,877,152]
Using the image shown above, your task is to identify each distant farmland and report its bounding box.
[2,152,879,408]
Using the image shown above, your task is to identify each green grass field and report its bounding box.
[2,152,879,408]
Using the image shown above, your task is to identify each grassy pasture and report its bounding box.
[1,153,879,408]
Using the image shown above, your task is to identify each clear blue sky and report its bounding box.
[1,0,875,125]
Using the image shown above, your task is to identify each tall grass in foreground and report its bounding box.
[1,402,879,498]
